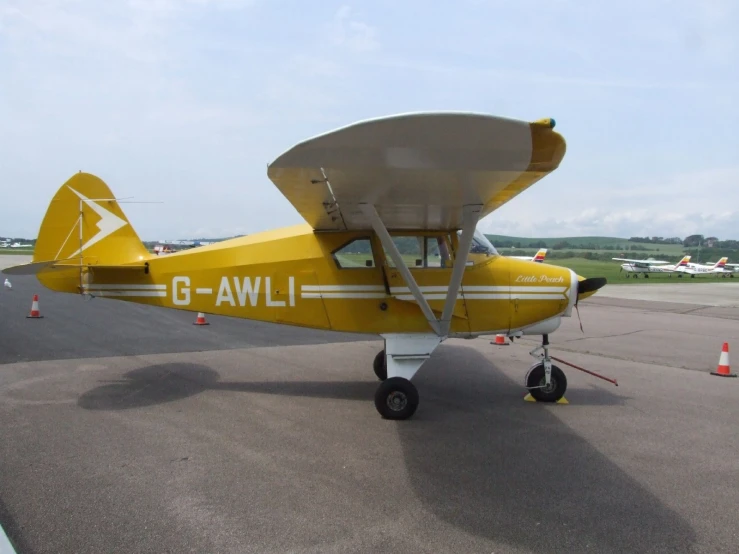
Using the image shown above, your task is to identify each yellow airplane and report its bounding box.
[4,112,606,420]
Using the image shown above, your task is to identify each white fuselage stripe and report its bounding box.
[301,292,388,299]
[81,283,565,302]
[84,284,166,290]
[301,285,386,292]
[85,291,167,297]
[393,293,565,301]
[389,285,567,293]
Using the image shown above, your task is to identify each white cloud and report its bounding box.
[480,167,739,239]
[690,0,738,64]
[328,5,379,53]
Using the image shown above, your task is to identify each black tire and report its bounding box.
[373,350,387,381]
[374,377,419,420]
[526,363,567,403]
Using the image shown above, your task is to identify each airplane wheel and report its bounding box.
[373,350,387,381]
[374,377,419,420]
[526,363,567,403]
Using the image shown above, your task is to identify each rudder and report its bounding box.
[34,172,151,266]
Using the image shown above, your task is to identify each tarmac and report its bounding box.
[1,254,738,554]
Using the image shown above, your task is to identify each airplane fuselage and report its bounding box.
[620,263,671,274]
[677,263,730,275]
[38,224,579,338]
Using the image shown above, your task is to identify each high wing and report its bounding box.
[266,112,565,231]
[612,258,669,265]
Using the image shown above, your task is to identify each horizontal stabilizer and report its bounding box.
[2,260,61,275]
[2,260,147,276]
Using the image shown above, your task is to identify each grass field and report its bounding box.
[487,235,688,256]
[500,245,688,256]
[485,234,679,248]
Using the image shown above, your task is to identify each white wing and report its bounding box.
[267,112,565,231]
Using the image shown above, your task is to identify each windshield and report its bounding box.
[458,229,498,256]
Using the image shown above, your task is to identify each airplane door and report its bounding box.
[376,233,471,334]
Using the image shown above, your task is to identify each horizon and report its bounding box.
[3,231,738,245]
[2,1,737,239]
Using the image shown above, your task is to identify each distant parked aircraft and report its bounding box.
[676,257,737,278]
[612,255,691,278]
[511,248,548,263]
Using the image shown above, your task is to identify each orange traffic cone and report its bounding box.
[491,334,509,346]
[711,342,736,377]
[193,312,209,326]
[27,294,43,318]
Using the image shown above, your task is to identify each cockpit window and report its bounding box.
[458,229,498,256]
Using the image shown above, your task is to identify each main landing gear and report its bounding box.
[374,373,420,420]
[370,333,570,420]
[525,334,568,403]
[372,349,421,420]
[370,334,441,420]
[373,350,387,381]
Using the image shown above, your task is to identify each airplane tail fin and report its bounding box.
[2,173,153,290]
[532,248,548,262]
[677,255,691,267]
[713,257,728,269]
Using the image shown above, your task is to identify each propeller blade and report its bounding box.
[577,277,607,298]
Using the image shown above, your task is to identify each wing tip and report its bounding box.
[532,118,556,129]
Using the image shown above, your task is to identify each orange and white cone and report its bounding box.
[27,294,43,318]
[711,342,736,377]
[193,312,209,326]
[491,334,509,346]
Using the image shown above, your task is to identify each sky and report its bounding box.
[1,0,738,241]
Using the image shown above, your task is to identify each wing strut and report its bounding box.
[360,204,441,335]
[359,203,483,338]
[439,204,482,336]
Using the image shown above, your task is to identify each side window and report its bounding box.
[383,235,452,268]
[425,237,452,268]
[461,229,498,265]
[333,238,376,268]
[383,236,423,268]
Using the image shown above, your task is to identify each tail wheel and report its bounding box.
[526,363,567,403]
[375,377,419,420]
[373,350,387,381]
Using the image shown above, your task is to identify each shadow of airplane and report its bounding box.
[77,342,695,553]
[78,363,377,410]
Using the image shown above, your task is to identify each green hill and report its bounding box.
[484,234,738,264]
[485,235,627,248]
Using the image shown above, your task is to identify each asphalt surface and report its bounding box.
[2,261,739,553]
[0,256,368,365]
[597,281,739,307]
